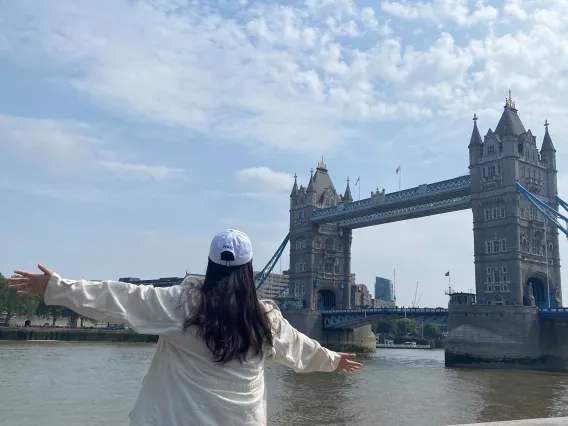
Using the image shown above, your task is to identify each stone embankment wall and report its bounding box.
[0,327,158,343]
[445,305,568,371]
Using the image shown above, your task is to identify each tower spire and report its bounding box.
[343,177,353,202]
[307,168,315,192]
[468,113,483,148]
[290,173,298,197]
[541,119,555,153]
[495,90,525,136]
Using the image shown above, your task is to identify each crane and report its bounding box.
[412,282,419,307]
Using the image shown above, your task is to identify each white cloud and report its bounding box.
[3,0,568,306]
[0,114,187,198]
[98,161,186,182]
[503,0,528,21]
[236,167,294,195]
[380,0,499,26]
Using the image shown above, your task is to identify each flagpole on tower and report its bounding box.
[396,165,401,191]
[355,176,361,200]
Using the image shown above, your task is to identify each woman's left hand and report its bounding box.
[8,264,54,296]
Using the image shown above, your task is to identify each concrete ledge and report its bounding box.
[452,417,568,425]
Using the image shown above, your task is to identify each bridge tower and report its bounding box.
[469,92,561,308]
[289,159,352,310]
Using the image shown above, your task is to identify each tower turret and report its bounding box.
[541,119,556,167]
[290,173,298,198]
[468,113,483,166]
[343,177,353,203]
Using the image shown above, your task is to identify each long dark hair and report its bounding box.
[184,253,274,364]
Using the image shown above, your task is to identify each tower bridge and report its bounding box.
[255,93,568,370]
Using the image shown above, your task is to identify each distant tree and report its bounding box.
[423,323,439,338]
[396,318,417,336]
[0,274,42,325]
[372,319,396,335]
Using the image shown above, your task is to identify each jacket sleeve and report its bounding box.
[44,274,185,335]
[261,300,341,373]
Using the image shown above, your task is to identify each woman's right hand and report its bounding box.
[336,353,362,373]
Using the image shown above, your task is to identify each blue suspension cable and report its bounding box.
[556,195,568,215]
[254,233,290,290]
[517,183,568,237]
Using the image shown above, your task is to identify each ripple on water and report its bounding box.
[3,343,568,426]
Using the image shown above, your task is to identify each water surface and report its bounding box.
[2,342,568,425]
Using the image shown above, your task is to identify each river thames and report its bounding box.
[2,342,568,425]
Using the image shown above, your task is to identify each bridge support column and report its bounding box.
[281,310,376,353]
[445,305,542,369]
[322,325,376,353]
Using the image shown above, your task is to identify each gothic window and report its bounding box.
[531,239,540,255]
[501,266,507,274]
[497,162,501,174]
[294,281,305,297]
[518,143,524,155]
[295,239,307,250]
[485,207,506,221]
[295,262,306,273]
[529,205,537,221]
[325,237,334,250]
[487,144,495,155]
[334,261,340,274]
[485,239,507,254]
[337,243,343,252]
[325,262,334,274]
[485,269,493,292]
[520,207,525,219]
[295,211,304,220]
[314,238,322,249]
[317,262,323,273]
[493,240,500,253]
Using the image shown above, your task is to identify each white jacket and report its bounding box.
[44,274,341,425]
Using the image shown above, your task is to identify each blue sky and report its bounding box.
[1,0,568,307]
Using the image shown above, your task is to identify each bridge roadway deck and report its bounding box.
[310,174,471,227]
[320,307,568,329]
[452,417,568,425]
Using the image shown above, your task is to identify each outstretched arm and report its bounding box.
[262,300,362,373]
[9,265,184,335]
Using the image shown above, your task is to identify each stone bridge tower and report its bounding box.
[289,159,352,310]
[469,92,561,308]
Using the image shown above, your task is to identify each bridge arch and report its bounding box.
[526,274,554,308]
[317,289,337,310]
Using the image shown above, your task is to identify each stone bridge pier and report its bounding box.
[281,309,376,353]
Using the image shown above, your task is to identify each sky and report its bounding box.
[1,0,568,308]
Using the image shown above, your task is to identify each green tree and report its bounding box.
[372,319,396,335]
[396,318,417,336]
[0,273,41,325]
[423,323,440,338]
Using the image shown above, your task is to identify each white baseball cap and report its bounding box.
[208,229,253,266]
